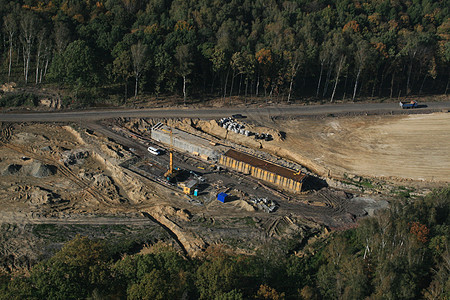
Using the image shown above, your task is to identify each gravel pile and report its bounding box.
[29,162,57,178]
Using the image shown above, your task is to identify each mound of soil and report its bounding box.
[93,173,112,188]
[29,187,58,204]
[230,200,256,212]
[29,162,57,178]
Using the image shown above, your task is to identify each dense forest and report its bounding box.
[0,0,449,106]
[0,188,448,299]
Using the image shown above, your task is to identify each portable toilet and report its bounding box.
[217,192,228,203]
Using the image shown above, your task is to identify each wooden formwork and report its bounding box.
[219,150,306,193]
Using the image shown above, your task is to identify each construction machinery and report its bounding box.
[162,127,178,181]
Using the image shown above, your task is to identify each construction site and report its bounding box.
[1,110,449,270]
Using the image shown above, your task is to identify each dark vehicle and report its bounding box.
[232,114,246,119]
[264,134,273,141]
[399,100,418,109]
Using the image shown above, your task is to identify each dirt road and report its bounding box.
[1,102,448,269]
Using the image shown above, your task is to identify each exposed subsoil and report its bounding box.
[270,113,450,183]
[2,109,447,271]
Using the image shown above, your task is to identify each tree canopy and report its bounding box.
[0,187,449,299]
[0,0,448,105]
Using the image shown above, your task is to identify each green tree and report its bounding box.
[54,21,71,54]
[30,235,111,300]
[19,10,37,84]
[210,47,227,95]
[0,275,35,300]
[131,41,147,98]
[329,32,348,103]
[196,252,243,300]
[215,288,244,300]
[112,245,191,298]
[284,49,304,103]
[127,269,179,300]
[400,30,436,95]
[231,51,257,98]
[351,38,372,101]
[3,13,17,81]
[423,249,450,300]
[316,235,369,299]
[112,50,133,102]
[317,36,334,98]
[255,284,285,300]
[35,28,49,85]
[154,45,176,95]
[48,40,98,88]
[175,44,193,105]
[0,0,449,99]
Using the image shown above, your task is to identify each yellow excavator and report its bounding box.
[162,127,178,181]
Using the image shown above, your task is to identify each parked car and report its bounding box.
[147,146,163,155]
[399,100,418,109]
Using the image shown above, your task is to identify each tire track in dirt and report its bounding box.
[0,142,117,207]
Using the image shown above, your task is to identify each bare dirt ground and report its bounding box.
[191,112,450,185]
[269,113,450,183]
[0,122,172,269]
[5,111,446,271]
[0,122,331,270]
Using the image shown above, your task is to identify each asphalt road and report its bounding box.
[1,101,449,122]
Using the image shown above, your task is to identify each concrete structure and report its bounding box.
[178,179,198,195]
[151,122,306,193]
[151,123,223,161]
[219,149,307,193]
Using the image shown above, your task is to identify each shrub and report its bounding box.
[0,93,38,107]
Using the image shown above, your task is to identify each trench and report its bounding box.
[140,211,188,256]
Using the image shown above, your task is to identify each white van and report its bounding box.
[147,146,162,155]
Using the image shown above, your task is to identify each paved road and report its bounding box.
[1,101,449,122]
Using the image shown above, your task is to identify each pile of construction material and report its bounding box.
[217,117,273,141]
[249,197,278,213]
[217,117,250,136]
[253,132,273,141]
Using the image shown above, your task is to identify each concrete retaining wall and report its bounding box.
[151,128,219,161]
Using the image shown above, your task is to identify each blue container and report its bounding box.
[217,193,228,203]
[193,189,198,196]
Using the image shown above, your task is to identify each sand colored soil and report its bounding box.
[273,113,450,183]
[1,119,401,271]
